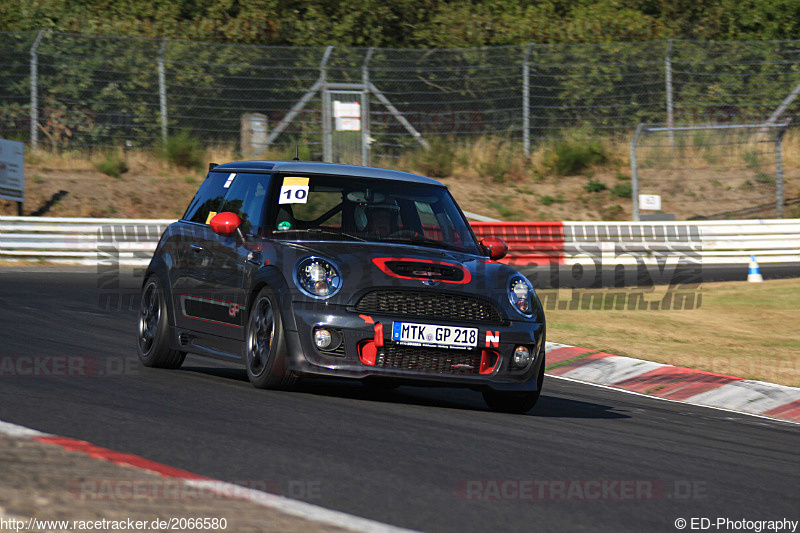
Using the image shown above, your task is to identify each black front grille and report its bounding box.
[354,290,504,324]
[320,341,346,357]
[376,343,481,375]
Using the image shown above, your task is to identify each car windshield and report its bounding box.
[270,174,481,254]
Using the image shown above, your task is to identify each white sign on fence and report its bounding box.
[0,139,24,203]
[639,194,662,210]
[333,101,361,132]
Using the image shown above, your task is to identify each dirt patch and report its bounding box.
[0,168,198,220]
[2,151,797,221]
[0,432,353,532]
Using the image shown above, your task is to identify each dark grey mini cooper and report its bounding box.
[137,161,546,412]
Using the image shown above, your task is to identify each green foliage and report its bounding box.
[755,172,776,184]
[742,150,762,168]
[94,151,129,179]
[599,204,625,221]
[268,142,313,162]
[540,194,565,206]
[4,3,800,161]
[611,182,632,198]
[584,178,607,193]
[480,158,511,183]
[545,138,609,176]
[477,140,518,183]
[413,137,454,179]
[161,130,204,169]
[487,197,521,220]
[7,0,800,47]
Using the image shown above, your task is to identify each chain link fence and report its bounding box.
[631,123,788,220]
[2,32,800,165]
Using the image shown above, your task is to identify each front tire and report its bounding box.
[245,287,296,390]
[482,344,545,414]
[137,275,186,369]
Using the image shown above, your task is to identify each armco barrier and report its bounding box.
[471,220,800,266]
[0,217,173,265]
[2,216,799,266]
[469,222,566,264]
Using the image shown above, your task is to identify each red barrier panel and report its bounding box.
[471,222,565,265]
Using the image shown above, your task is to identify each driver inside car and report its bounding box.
[365,204,398,238]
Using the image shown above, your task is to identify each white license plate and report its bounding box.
[391,322,478,350]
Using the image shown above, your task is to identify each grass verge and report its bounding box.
[543,278,800,387]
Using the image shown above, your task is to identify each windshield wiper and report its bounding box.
[272,228,367,242]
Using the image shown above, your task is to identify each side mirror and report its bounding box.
[481,236,508,261]
[209,212,242,237]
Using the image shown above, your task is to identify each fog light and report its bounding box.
[513,345,532,368]
[314,328,332,349]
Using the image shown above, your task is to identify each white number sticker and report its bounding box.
[279,176,310,204]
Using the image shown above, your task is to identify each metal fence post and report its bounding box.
[30,30,46,150]
[631,123,644,222]
[362,48,374,167]
[158,39,168,145]
[665,39,674,146]
[776,127,785,218]
[523,44,532,157]
[321,46,334,163]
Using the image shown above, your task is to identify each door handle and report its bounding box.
[190,244,204,253]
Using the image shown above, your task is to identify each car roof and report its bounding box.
[210,161,444,187]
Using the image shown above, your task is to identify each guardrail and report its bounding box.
[2,216,799,266]
[0,217,172,265]
[471,220,800,266]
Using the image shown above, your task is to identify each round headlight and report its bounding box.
[308,263,327,282]
[508,276,535,317]
[294,257,342,299]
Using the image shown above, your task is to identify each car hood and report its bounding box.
[267,240,530,309]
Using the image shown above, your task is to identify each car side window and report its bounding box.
[217,173,272,236]
[182,173,229,224]
[291,189,343,229]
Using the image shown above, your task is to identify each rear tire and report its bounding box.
[483,344,545,414]
[137,276,186,369]
[245,287,296,390]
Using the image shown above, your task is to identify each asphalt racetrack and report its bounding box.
[0,269,798,532]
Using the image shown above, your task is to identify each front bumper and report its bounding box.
[283,301,545,392]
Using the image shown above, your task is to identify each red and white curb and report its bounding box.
[544,342,800,423]
[0,420,418,533]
